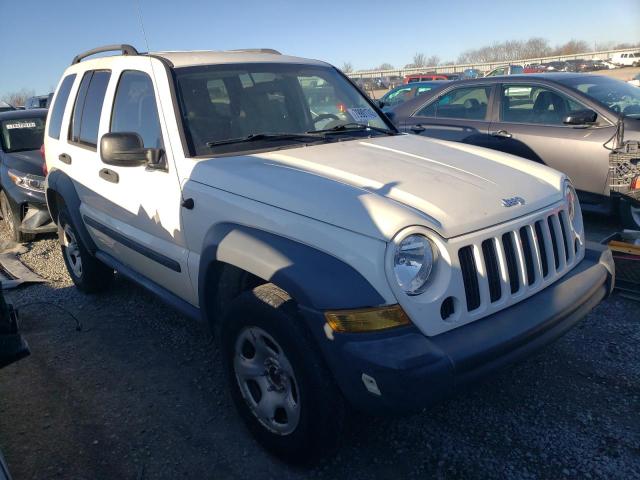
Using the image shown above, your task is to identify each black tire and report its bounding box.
[57,207,114,293]
[0,190,34,243]
[219,284,345,463]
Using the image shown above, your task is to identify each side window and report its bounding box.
[69,70,111,147]
[501,84,587,125]
[48,74,76,139]
[416,86,491,120]
[111,71,163,148]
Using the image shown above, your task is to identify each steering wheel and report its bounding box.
[312,113,340,126]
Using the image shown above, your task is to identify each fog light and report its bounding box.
[324,304,410,333]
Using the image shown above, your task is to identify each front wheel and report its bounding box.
[620,201,640,230]
[219,284,345,463]
[57,207,114,293]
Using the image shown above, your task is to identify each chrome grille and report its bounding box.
[458,209,578,312]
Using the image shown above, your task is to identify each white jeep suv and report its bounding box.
[44,45,614,461]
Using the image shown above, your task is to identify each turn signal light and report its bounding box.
[324,304,411,333]
[631,176,640,191]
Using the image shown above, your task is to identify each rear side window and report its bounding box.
[69,70,111,147]
[48,74,76,139]
[110,71,163,148]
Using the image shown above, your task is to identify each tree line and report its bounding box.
[342,38,640,72]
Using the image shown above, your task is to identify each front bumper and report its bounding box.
[307,244,614,414]
[1,180,56,234]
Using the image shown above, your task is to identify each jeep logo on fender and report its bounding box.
[501,196,526,207]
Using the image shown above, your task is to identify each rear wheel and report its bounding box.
[0,190,34,243]
[219,284,345,463]
[57,207,114,292]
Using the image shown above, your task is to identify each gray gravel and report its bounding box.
[0,233,639,479]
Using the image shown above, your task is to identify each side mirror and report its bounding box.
[377,99,385,108]
[100,132,163,168]
[563,109,597,126]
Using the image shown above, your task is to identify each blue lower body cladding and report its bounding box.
[305,244,614,414]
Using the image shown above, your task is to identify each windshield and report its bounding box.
[174,63,391,156]
[555,75,640,119]
[0,116,46,153]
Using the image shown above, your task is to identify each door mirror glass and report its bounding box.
[100,132,157,167]
[563,109,597,125]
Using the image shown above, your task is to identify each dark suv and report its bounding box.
[0,109,55,241]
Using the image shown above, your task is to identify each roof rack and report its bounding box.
[227,48,282,55]
[72,44,139,65]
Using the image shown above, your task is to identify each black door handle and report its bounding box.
[58,153,72,164]
[99,168,119,184]
[490,129,513,138]
[410,125,426,133]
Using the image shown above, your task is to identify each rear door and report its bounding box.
[487,82,615,196]
[401,83,494,146]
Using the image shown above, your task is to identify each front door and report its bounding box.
[401,84,494,147]
[488,83,615,197]
[76,64,195,304]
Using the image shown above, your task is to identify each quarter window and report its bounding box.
[111,71,163,148]
[500,84,587,125]
[69,70,111,147]
[48,74,76,139]
[416,86,491,120]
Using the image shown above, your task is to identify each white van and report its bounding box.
[611,52,640,67]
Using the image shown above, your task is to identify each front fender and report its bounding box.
[198,223,386,315]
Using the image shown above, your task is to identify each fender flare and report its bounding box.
[198,223,386,316]
[45,169,97,253]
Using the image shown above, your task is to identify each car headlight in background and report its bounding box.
[7,169,45,192]
[393,234,436,295]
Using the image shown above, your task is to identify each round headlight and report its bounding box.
[565,182,578,228]
[393,234,435,295]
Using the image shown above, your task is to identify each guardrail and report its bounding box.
[347,47,640,79]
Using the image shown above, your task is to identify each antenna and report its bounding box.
[135,0,151,53]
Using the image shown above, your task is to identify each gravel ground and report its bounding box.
[0,232,639,480]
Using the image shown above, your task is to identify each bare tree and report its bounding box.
[341,61,354,74]
[412,53,427,68]
[376,63,394,70]
[1,89,34,108]
[553,39,589,56]
[426,55,440,66]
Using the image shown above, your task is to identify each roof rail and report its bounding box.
[227,48,282,55]
[72,44,139,65]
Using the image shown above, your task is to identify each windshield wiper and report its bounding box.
[206,132,325,148]
[308,123,395,135]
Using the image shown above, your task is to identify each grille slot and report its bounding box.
[502,233,520,294]
[519,227,535,286]
[547,216,560,269]
[558,210,572,259]
[481,239,502,302]
[458,246,481,311]
[534,221,549,278]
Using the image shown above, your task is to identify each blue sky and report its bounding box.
[0,0,638,98]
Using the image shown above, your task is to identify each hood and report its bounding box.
[1,150,45,176]
[188,135,564,240]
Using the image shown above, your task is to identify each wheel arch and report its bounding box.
[198,223,386,326]
[45,169,97,252]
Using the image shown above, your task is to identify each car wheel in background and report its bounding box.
[57,207,114,292]
[219,283,345,464]
[0,190,34,243]
[620,202,640,230]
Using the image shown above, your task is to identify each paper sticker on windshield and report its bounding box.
[6,122,37,130]
[347,108,378,123]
